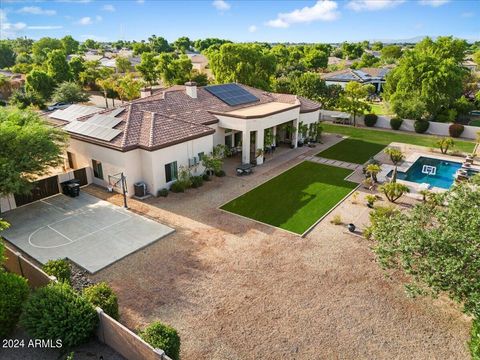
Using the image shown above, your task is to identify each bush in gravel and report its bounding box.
[202,173,211,181]
[140,321,181,360]
[0,271,30,338]
[449,123,465,138]
[364,113,378,127]
[20,282,98,348]
[190,176,204,188]
[414,119,429,134]
[157,188,169,197]
[170,181,186,193]
[471,318,480,359]
[215,170,226,177]
[390,117,403,130]
[42,258,71,283]
[83,282,119,320]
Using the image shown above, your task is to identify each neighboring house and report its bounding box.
[364,49,381,58]
[186,52,211,78]
[61,82,321,196]
[322,67,392,92]
[99,56,141,70]
[463,59,478,72]
[327,56,354,68]
[0,70,24,101]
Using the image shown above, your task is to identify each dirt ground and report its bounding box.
[87,138,471,360]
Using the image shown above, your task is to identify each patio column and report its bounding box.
[242,130,250,164]
[292,119,299,149]
[272,126,277,146]
[256,129,264,165]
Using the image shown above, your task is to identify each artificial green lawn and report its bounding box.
[221,162,357,235]
[318,123,476,164]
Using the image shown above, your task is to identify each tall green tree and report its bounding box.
[173,36,192,53]
[46,50,72,84]
[31,37,63,63]
[339,81,373,126]
[69,56,86,82]
[302,48,328,70]
[136,52,159,87]
[207,43,276,90]
[148,35,171,53]
[78,60,102,89]
[0,107,67,196]
[381,45,402,62]
[116,74,142,103]
[157,54,192,85]
[25,70,55,101]
[0,42,16,68]
[115,57,131,73]
[61,35,79,55]
[384,36,468,118]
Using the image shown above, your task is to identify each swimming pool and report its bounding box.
[393,157,462,189]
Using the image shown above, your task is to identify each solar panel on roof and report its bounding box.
[87,114,122,128]
[63,121,122,141]
[204,83,259,106]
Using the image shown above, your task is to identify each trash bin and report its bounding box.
[134,182,147,197]
[61,179,81,197]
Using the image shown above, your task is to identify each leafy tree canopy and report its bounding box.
[0,42,16,68]
[0,107,67,196]
[136,52,159,87]
[52,82,89,104]
[61,35,79,55]
[31,37,63,63]
[25,70,55,101]
[46,49,72,84]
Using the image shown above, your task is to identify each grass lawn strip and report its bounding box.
[221,162,357,235]
[318,124,476,164]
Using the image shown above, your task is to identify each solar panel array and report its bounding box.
[204,84,259,106]
[49,104,102,122]
[88,114,123,128]
[64,121,122,141]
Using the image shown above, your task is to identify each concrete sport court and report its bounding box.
[1,192,174,273]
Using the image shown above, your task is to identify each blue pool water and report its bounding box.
[395,157,462,189]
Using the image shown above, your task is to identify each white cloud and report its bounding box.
[461,12,474,18]
[76,15,102,25]
[418,0,449,7]
[102,4,115,12]
[27,25,63,30]
[1,9,27,38]
[212,0,231,11]
[248,25,257,33]
[266,0,339,28]
[77,16,93,25]
[346,0,404,12]
[18,6,57,16]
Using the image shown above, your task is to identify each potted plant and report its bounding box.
[365,194,377,208]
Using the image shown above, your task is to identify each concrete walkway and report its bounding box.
[301,154,363,171]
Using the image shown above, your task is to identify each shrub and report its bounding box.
[449,123,464,138]
[42,258,71,284]
[83,282,119,320]
[202,173,211,181]
[330,214,343,225]
[437,137,455,154]
[190,176,204,188]
[414,120,429,134]
[0,271,29,338]
[140,321,181,360]
[379,182,410,203]
[157,188,168,197]
[170,181,186,193]
[215,170,226,177]
[470,318,480,360]
[364,113,378,127]
[365,194,377,206]
[20,282,98,348]
[390,117,403,130]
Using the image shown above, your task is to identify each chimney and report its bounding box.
[140,87,152,98]
[185,81,197,99]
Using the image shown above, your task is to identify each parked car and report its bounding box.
[47,102,71,111]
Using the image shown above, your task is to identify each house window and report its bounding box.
[92,159,104,180]
[165,161,178,182]
[67,151,75,169]
[198,152,205,161]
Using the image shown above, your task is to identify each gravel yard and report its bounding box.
[87,138,471,360]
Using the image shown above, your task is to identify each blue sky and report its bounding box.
[1,0,479,43]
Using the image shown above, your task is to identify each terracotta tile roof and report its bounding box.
[65,83,320,152]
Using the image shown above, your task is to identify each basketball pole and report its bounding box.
[121,172,128,209]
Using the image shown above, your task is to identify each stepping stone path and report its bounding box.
[304,155,362,171]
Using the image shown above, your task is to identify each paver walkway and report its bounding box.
[300,154,363,170]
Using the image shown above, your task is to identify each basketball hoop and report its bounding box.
[107,172,128,209]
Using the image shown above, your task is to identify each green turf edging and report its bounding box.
[220,162,357,235]
[321,123,475,153]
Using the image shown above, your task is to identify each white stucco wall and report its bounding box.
[68,134,214,197]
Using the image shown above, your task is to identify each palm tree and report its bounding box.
[96,76,116,108]
[365,164,382,183]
